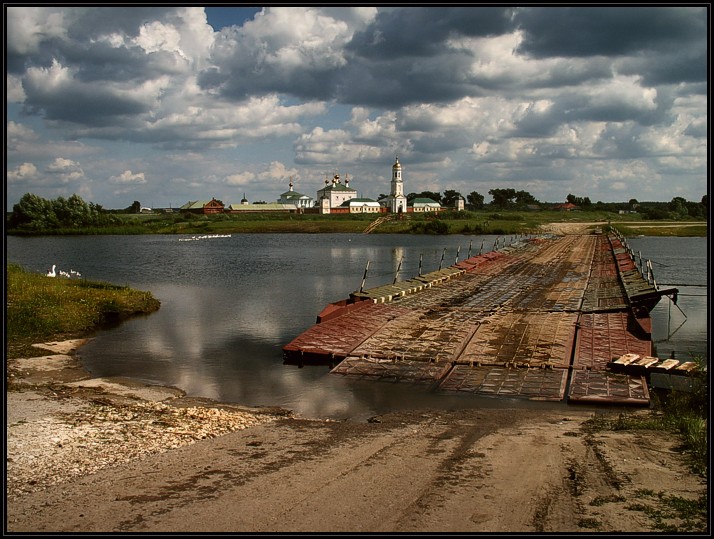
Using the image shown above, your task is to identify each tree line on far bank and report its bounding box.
[6,191,708,234]
[386,188,708,220]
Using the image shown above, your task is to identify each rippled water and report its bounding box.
[7,233,707,419]
[627,236,708,361]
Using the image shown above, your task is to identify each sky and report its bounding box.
[5,5,709,211]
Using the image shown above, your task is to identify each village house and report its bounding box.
[553,202,578,211]
[180,198,225,214]
[409,198,442,212]
[337,198,382,214]
[225,202,297,214]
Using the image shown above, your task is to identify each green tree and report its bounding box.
[668,196,688,218]
[566,193,590,207]
[514,190,538,207]
[686,200,705,218]
[54,194,92,227]
[442,189,462,207]
[489,188,516,209]
[8,193,57,230]
[8,192,116,231]
[130,201,142,213]
[466,191,485,210]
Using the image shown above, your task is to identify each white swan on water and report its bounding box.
[46,265,56,277]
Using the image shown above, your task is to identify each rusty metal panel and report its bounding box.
[330,356,451,383]
[349,308,481,364]
[573,312,653,370]
[455,311,578,368]
[567,370,650,406]
[439,365,568,401]
[285,232,660,407]
[283,303,411,359]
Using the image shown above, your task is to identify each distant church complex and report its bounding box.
[278,156,443,215]
[182,157,453,215]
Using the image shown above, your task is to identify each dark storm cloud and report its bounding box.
[346,6,514,58]
[6,6,184,74]
[22,72,149,127]
[7,6,205,128]
[592,123,651,159]
[64,6,184,40]
[206,6,707,110]
[514,6,707,59]
[513,6,708,94]
[203,7,514,108]
[618,49,708,87]
[335,53,478,108]
[63,41,184,84]
[334,7,515,106]
[512,87,673,140]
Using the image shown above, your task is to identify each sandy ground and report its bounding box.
[5,339,708,533]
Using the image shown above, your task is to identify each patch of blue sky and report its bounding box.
[205,6,262,31]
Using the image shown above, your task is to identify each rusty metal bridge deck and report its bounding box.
[283,231,676,406]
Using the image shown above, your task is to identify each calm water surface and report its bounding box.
[7,233,707,419]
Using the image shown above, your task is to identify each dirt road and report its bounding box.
[6,338,707,534]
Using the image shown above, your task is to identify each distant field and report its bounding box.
[7,209,707,237]
[607,221,707,237]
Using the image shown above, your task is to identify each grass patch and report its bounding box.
[626,491,708,532]
[6,263,160,359]
[612,223,708,237]
[590,495,626,507]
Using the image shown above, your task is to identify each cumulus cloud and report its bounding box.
[225,171,256,186]
[4,6,708,208]
[6,121,39,151]
[46,157,85,182]
[258,161,300,181]
[110,170,146,184]
[7,162,40,183]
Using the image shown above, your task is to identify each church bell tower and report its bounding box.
[389,156,407,213]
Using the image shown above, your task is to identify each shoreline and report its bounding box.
[6,338,708,532]
[6,338,293,499]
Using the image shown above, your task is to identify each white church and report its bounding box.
[274,156,452,214]
[277,177,313,209]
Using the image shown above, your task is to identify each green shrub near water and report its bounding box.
[6,263,160,359]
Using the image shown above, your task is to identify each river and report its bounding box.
[7,233,707,419]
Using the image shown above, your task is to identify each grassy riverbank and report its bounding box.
[7,209,707,237]
[6,263,160,360]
